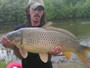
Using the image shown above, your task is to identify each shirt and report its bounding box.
[14,24,53,68]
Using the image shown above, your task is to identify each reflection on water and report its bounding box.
[0,18,90,63]
[79,35,90,46]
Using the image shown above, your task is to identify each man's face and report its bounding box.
[29,7,44,22]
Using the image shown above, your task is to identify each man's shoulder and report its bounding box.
[14,24,25,30]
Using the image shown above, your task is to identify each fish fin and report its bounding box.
[58,52,64,56]
[43,22,52,28]
[75,47,90,66]
[19,47,28,58]
[64,52,71,61]
[39,53,48,63]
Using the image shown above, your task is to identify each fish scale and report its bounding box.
[21,28,78,53]
[5,26,90,65]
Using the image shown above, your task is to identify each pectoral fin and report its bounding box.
[39,53,48,63]
[19,47,28,58]
[64,52,71,61]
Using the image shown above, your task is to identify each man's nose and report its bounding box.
[35,10,40,13]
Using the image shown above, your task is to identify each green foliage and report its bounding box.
[0,61,6,68]
[0,0,28,23]
[0,60,13,68]
[45,0,90,20]
[73,0,90,18]
[63,0,85,6]
[0,0,90,22]
[44,0,55,20]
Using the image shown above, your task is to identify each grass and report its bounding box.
[0,60,12,68]
[0,61,7,68]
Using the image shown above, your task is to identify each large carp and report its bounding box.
[4,23,90,65]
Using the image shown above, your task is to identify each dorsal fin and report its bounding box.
[43,22,52,28]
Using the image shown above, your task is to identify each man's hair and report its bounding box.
[24,4,46,27]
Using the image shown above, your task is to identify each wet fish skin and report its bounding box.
[5,27,90,65]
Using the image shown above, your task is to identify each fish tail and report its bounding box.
[76,47,90,66]
[84,47,90,65]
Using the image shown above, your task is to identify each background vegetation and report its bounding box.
[0,0,90,23]
[0,60,11,68]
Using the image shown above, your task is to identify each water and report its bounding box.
[52,18,90,47]
[51,18,90,63]
[0,18,90,63]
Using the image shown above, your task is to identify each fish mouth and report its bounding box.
[5,32,12,40]
[5,31,16,41]
[5,33,9,39]
[5,30,22,41]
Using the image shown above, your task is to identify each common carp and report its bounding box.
[4,23,90,65]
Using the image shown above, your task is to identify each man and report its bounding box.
[1,1,61,68]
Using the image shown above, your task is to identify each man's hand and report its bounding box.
[49,46,61,55]
[1,36,15,48]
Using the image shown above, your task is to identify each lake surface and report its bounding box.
[0,18,90,63]
[52,18,90,47]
